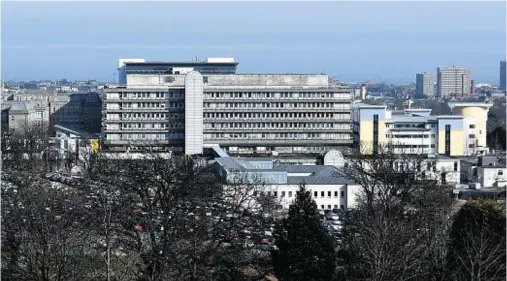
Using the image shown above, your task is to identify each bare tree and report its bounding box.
[1,175,93,281]
[336,143,455,281]
[446,200,506,281]
[80,152,277,281]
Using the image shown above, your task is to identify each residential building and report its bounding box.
[103,57,353,155]
[51,92,102,134]
[1,91,102,135]
[1,100,49,133]
[500,60,506,91]
[212,155,361,211]
[415,72,434,98]
[460,155,507,189]
[352,102,492,156]
[437,66,471,98]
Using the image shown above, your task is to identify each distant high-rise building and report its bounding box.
[500,60,506,91]
[415,73,434,98]
[437,66,471,98]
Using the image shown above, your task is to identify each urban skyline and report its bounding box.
[2,1,506,83]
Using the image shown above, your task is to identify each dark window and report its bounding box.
[327,191,331,197]
[469,134,475,138]
[469,124,475,128]
[288,191,293,197]
[164,76,175,83]
[273,191,277,197]
[373,114,379,154]
[314,191,318,197]
[321,205,325,209]
[341,191,345,197]
[499,170,504,176]
[321,191,325,197]
[281,191,286,197]
[334,191,338,197]
[454,162,458,171]
[203,76,208,83]
[445,125,451,156]
[327,205,332,209]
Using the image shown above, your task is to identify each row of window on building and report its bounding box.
[121,113,184,120]
[106,132,184,141]
[204,102,350,109]
[255,190,346,199]
[107,122,184,130]
[111,92,184,99]
[203,132,351,140]
[204,92,351,99]
[206,122,347,129]
[204,112,348,119]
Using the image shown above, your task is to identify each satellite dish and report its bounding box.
[324,150,345,168]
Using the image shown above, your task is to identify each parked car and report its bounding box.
[326,213,340,221]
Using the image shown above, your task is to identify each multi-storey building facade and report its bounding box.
[103,58,353,155]
[500,60,506,91]
[415,72,434,98]
[352,102,492,156]
[437,66,471,98]
[1,91,102,135]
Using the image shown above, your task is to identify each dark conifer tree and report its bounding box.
[271,184,336,281]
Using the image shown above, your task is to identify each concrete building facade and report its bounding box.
[500,60,506,91]
[437,66,471,98]
[416,72,434,98]
[103,58,353,155]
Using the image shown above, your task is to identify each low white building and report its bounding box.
[478,166,507,189]
[212,157,361,211]
[52,125,99,172]
[461,155,507,189]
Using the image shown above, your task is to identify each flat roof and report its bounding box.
[125,61,239,66]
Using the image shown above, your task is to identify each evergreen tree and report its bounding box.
[271,184,336,281]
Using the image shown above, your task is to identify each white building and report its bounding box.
[461,155,507,189]
[212,156,361,211]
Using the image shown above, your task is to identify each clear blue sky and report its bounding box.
[2,1,505,84]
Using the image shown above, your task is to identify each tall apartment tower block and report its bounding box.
[437,66,471,98]
[415,72,434,98]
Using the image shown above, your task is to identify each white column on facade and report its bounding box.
[184,71,204,155]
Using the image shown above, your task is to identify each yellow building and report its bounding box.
[352,102,489,156]
[448,102,492,155]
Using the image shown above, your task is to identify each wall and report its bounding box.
[478,167,507,188]
[184,71,204,155]
[266,184,356,210]
[126,73,329,88]
[453,106,489,149]
[437,118,464,156]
